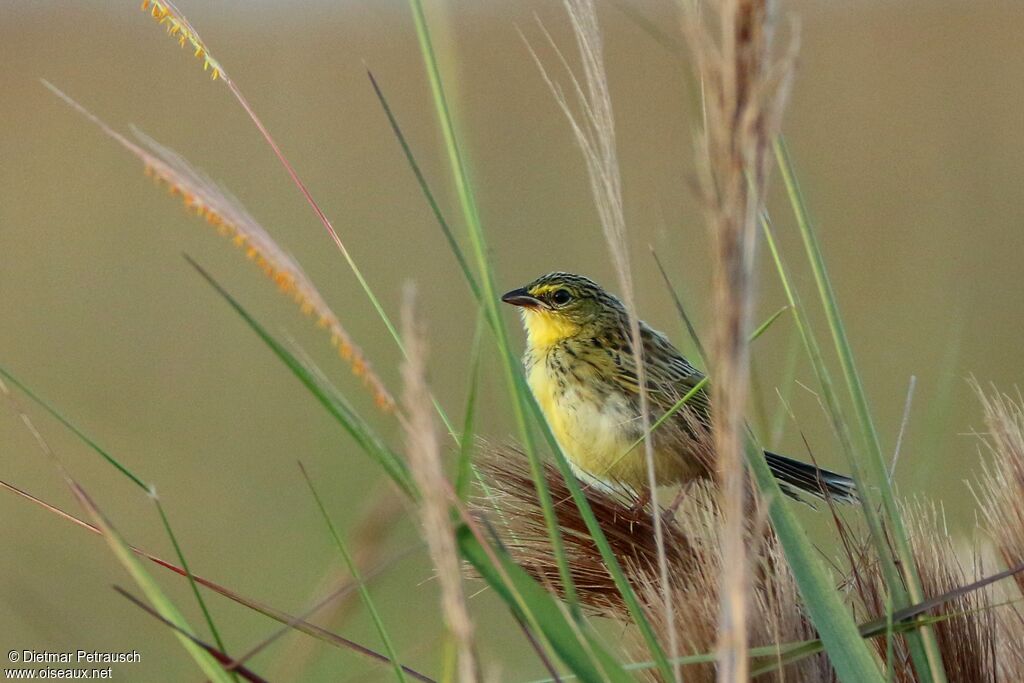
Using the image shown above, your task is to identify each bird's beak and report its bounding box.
[501,287,543,309]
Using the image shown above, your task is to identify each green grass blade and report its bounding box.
[70,486,233,683]
[651,249,707,364]
[774,137,947,681]
[4,477,435,681]
[405,5,672,673]
[111,587,266,683]
[616,303,786,465]
[455,314,485,500]
[366,68,482,304]
[0,367,148,490]
[457,526,631,683]
[0,366,232,663]
[153,498,234,672]
[743,438,884,682]
[299,463,408,683]
[405,0,585,633]
[768,330,801,449]
[751,305,789,342]
[185,256,415,497]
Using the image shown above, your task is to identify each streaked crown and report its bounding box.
[501,272,627,345]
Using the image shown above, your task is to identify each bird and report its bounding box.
[501,271,857,504]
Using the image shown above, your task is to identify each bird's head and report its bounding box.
[501,272,625,349]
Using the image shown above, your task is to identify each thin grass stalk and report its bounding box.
[773,137,947,681]
[683,1,796,678]
[112,587,268,683]
[153,498,234,673]
[257,488,404,679]
[365,69,481,305]
[612,305,785,473]
[455,313,486,500]
[299,464,409,683]
[767,331,800,449]
[652,247,708,364]
[400,286,479,683]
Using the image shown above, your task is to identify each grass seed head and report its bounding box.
[140,0,223,80]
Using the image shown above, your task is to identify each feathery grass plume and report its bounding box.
[473,442,697,619]
[399,285,479,683]
[43,83,395,413]
[974,383,1024,597]
[530,1,681,673]
[683,1,795,678]
[636,489,829,683]
[472,443,828,682]
[973,383,1024,681]
[846,499,999,683]
[137,0,426,436]
[140,0,223,80]
[905,503,997,683]
[997,615,1024,683]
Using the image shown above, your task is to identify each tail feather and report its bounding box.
[764,450,858,504]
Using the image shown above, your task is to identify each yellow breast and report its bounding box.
[527,355,653,491]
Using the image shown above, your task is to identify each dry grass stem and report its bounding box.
[43,83,395,413]
[400,286,478,683]
[263,486,405,682]
[531,1,681,673]
[683,1,796,679]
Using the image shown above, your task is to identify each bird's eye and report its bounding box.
[551,289,572,306]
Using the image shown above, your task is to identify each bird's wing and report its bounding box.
[609,321,712,425]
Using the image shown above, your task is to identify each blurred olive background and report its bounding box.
[2,0,1022,679]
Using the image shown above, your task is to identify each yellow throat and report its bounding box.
[521,309,581,350]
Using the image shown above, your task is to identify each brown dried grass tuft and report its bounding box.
[472,442,827,682]
[473,404,1024,683]
[846,500,999,683]
[975,383,1024,596]
[974,383,1024,681]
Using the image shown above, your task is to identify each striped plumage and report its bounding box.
[502,272,856,503]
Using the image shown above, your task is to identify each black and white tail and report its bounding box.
[764,450,858,504]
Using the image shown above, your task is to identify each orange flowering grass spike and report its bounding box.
[139,0,224,81]
[43,82,395,413]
